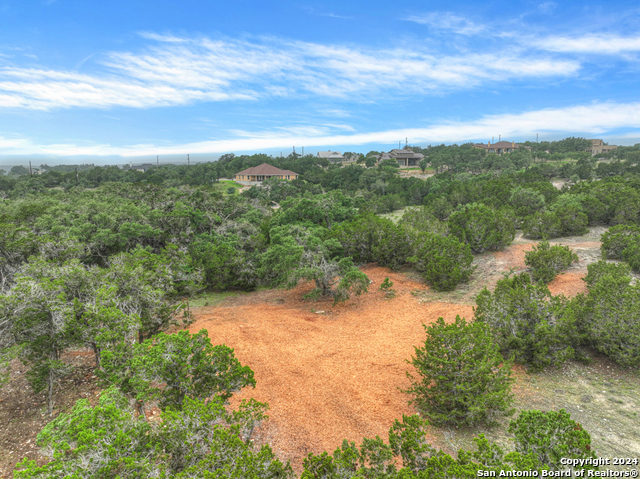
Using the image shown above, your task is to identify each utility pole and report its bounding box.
[537,133,539,143]
[302,146,304,156]
[406,137,408,147]
[398,141,401,149]
[157,155,159,167]
[499,134,501,142]
[187,154,190,166]
[29,161,32,176]
[75,167,78,185]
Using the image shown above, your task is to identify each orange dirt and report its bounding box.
[548,272,588,296]
[188,265,473,472]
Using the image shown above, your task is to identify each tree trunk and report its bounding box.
[47,368,54,415]
[91,342,101,371]
[137,400,147,421]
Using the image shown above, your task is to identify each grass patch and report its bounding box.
[189,290,239,308]
[214,180,244,195]
[423,357,640,467]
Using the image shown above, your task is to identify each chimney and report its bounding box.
[512,141,515,147]
[488,141,490,146]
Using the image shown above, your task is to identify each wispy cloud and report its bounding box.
[0,33,580,111]
[3,101,640,157]
[536,34,640,54]
[403,12,484,35]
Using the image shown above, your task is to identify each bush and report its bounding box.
[405,316,514,427]
[226,186,236,194]
[448,204,515,253]
[600,224,640,259]
[522,211,562,239]
[579,274,640,367]
[524,241,579,283]
[474,274,575,371]
[329,214,410,270]
[583,260,632,288]
[508,410,596,471]
[409,233,475,291]
[509,187,545,219]
[621,237,640,271]
[399,206,450,236]
[549,197,588,236]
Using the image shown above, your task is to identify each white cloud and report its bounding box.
[3,101,640,156]
[537,35,640,54]
[404,12,484,35]
[0,33,580,110]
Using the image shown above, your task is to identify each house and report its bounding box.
[586,139,617,156]
[234,163,299,185]
[129,163,155,172]
[472,141,531,155]
[317,151,344,162]
[378,148,425,167]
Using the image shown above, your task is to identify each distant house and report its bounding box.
[472,141,531,155]
[130,163,155,172]
[586,139,617,156]
[234,163,299,185]
[317,151,344,162]
[378,148,425,167]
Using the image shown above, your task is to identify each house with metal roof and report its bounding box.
[317,151,344,162]
[377,148,425,167]
[472,141,531,155]
[234,163,299,185]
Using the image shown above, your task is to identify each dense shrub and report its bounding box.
[579,274,640,367]
[524,241,579,283]
[522,210,562,239]
[448,204,515,253]
[409,233,475,291]
[474,274,575,371]
[600,224,640,259]
[405,316,514,427]
[549,196,588,236]
[509,410,596,471]
[329,214,410,270]
[621,237,640,271]
[583,260,632,288]
[509,187,545,219]
[399,206,450,236]
[599,223,640,271]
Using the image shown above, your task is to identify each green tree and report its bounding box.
[405,316,514,427]
[578,273,640,367]
[262,224,369,303]
[418,158,430,174]
[409,233,475,291]
[10,165,29,176]
[508,410,596,471]
[101,329,255,412]
[14,387,291,478]
[329,214,410,270]
[474,274,575,371]
[448,204,515,253]
[509,187,545,220]
[524,241,579,283]
[523,211,562,239]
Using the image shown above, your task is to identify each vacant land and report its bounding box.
[1,228,639,477]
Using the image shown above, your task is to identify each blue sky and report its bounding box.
[1,0,640,165]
